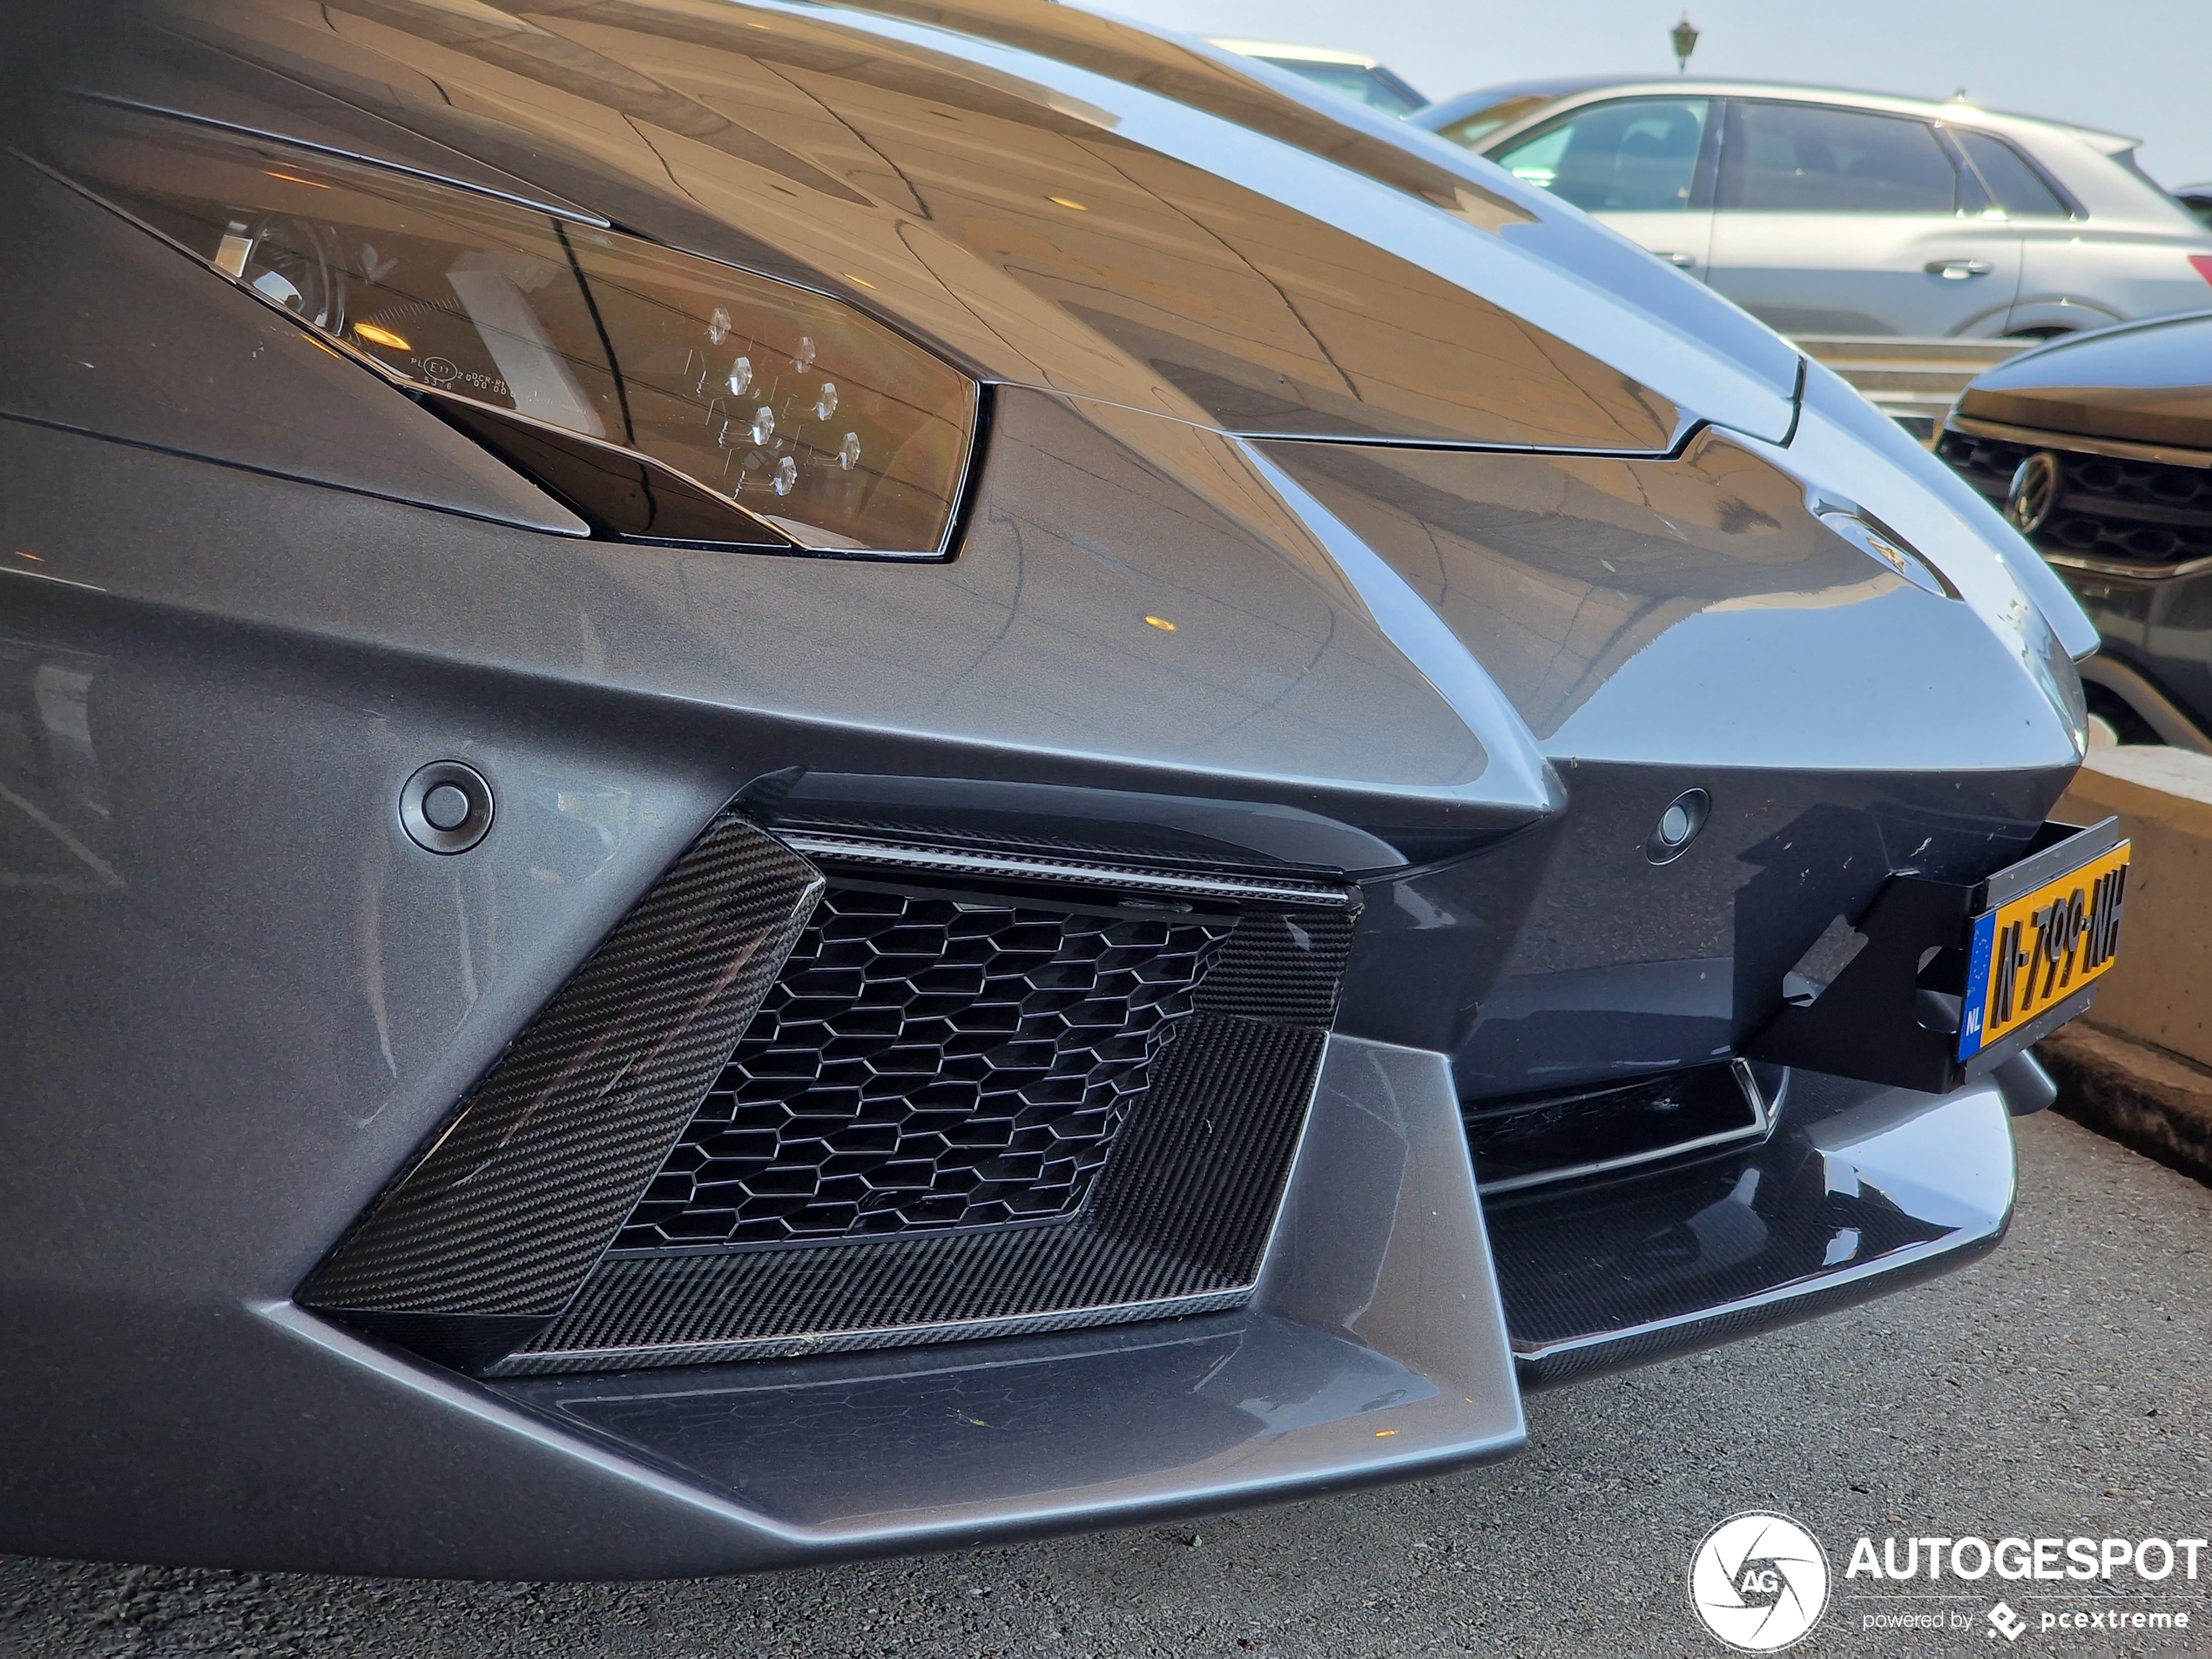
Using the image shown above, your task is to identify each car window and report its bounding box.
[1719,103,1961,213]
[1952,131,2071,217]
[1490,98,1712,212]
[1259,58,1426,117]
[1436,93,1556,149]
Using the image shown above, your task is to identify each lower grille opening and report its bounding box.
[491,865,1352,1376]
[614,884,1230,1250]
[1463,1060,1777,1196]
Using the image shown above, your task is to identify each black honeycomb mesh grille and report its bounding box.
[499,1015,1327,1372]
[495,899,1355,1375]
[615,887,1229,1249]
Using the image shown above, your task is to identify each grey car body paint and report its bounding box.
[0,0,2097,1576]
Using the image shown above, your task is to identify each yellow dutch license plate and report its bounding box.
[1958,840,2131,1061]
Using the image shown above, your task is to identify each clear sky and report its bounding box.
[1078,0,2212,187]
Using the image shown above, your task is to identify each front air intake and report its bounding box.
[302,813,1355,1375]
[614,886,1231,1250]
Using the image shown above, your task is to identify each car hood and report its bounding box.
[1959,309,2212,452]
[76,0,1802,451]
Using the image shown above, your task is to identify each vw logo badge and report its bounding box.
[1688,1512,1831,1651]
[2004,450,2062,536]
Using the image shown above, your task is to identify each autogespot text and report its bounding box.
[1845,1534,2208,1581]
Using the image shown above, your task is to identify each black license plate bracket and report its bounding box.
[1748,818,2122,1094]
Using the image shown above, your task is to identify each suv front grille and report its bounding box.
[1939,430,2212,570]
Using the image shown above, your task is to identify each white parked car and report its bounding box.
[1413,78,2212,339]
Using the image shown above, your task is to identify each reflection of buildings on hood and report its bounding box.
[148,0,1823,455]
[1263,430,1885,740]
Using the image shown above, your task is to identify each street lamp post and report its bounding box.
[1671,11,1699,72]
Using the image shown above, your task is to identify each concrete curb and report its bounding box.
[2038,740,2212,1181]
[2055,743,2212,1072]
[2037,1022,2212,1185]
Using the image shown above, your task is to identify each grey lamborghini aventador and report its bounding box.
[0,0,2122,1578]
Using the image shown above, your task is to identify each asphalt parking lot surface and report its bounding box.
[3,1109,2206,1659]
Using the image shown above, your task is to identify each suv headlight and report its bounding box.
[45,106,979,557]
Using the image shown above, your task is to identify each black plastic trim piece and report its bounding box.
[1467,1059,1777,1195]
[1245,417,1710,461]
[1979,815,2121,908]
[1748,818,2119,1093]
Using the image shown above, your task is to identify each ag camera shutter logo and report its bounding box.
[1689,1513,1831,1650]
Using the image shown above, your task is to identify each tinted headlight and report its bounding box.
[47,108,978,557]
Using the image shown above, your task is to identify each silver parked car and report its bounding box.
[1208,38,1428,117]
[1414,78,2212,339]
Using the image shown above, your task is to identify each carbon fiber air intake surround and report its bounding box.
[299,813,825,1370]
[303,812,1356,1377]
